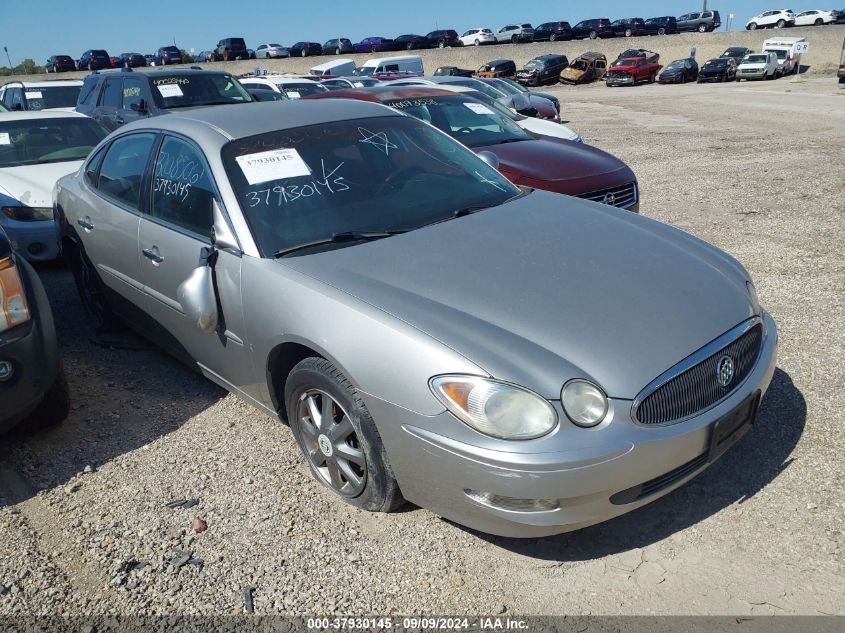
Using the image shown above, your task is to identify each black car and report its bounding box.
[46,55,76,73]
[676,10,721,32]
[433,66,474,77]
[289,42,323,57]
[697,57,737,82]
[642,16,678,35]
[533,21,573,41]
[516,54,569,86]
[75,68,253,131]
[658,57,699,83]
[616,48,660,63]
[720,47,753,64]
[246,87,288,101]
[394,34,430,50]
[154,46,183,66]
[425,30,463,48]
[323,38,354,55]
[0,226,69,436]
[610,18,647,37]
[213,37,248,61]
[571,19,614,39]
[118,52,146,68]
[77,49,111,71]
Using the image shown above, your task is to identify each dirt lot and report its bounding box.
[1,76,843,617]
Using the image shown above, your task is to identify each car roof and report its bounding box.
[311,86,458,101]
[120,99,402,141]
[1,79,83,88]
[0,110,89,121]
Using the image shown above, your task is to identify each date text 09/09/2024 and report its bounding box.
[306,617,529,630]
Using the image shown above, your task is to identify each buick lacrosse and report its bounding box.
[56,101,777,537]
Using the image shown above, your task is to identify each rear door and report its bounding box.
[137,133,251,384]
[94,78,123,130]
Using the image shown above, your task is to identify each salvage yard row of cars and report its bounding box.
[1,46,779,538]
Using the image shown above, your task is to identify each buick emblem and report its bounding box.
[716,355,735,388]
[602,192,616,206]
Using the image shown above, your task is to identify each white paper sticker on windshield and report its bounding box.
[464,102,495,115]
[25,91,43,99]
[235,148,311,185]
[157,83,184,98]
[0,133,10,145]
[285,91,301,99]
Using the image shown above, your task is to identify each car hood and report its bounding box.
[739,63,766,69]
[517,117,579,141]
[281,191,754,400]
[609,65,638,73]
[476,137,627,184]
[0,161,83,207]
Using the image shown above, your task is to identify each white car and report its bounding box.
[0,80,83,113]
[255,43,289,58]
[746,9,796,29]
[793,9,835,26]
[459,28,497,46]
[0,111,107,261]
[494,23,535,43]
[736,52,780,80]
[239,75,329,99]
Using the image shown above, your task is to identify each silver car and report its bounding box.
[55,101,778,538]
[254,43,289,59]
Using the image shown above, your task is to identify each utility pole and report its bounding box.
[3,46,11,70]
[703,0,708,11]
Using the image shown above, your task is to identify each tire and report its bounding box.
[749,22,758,30]
[698,23,707,32]
[285,357,404,513]
[649,71,656,83]
[301,49,307,57]
[68,243,118,333]
[589,30,597,39]
[16,365,69,434]
[625,28,632,37]
[777,19,786,28]
[87,62,93,71]
[814,18,823,25]
[406,42,414,50]
[681,73,686,83]
[550,33,557,42]
[658,27,666,35]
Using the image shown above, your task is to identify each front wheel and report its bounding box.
[301,49,307,57]
[658,27,666,35]
[748,22,758,30]
[550,33,557,42]
[589,30,598,39]
[438,41,445,49]
[649,72,656,83]
[625,28,632,37]
[285,357,404,513]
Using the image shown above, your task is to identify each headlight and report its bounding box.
[2,205,53,222]
[561,380,608,427]
[746,280,761,314]
[430,375,558,440]
[0,257,31,333]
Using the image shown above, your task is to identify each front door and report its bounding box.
[137,134,251,391]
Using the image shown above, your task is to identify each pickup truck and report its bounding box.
[605,57,662,86]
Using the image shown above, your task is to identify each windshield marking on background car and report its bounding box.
[358,127,398,156]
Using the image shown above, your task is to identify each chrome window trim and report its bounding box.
[630,316,764,426]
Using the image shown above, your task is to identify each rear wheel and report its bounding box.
[406,42,414,50]
[776,19,786,27]
[658,27,666,35]
[550,33,557,42]
[335,48,341,55]
[438,40,445,48]
[511,35,519,44]
[649,71,656,83]
[625,28,633,37]
[589,30,598,39]
[698,23,707,32]
[814,18,823,25]
[285,357,404,513]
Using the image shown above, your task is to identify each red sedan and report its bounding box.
[307,87,638,211]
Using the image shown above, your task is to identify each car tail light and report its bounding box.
[0,257,30,333]
[2,206,53,222]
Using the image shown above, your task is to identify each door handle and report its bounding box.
[115,115,125,124]
[77,217,94,231]
[142,247,164,264]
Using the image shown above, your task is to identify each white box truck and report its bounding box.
[309,59,356,77]
[762,37,809,76]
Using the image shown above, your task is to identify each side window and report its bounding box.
[122,78,145,110]
[85,144,108,184]
[97,133,157,209]
[9,89,24,110]
[151,136,214,238]
[101,79,122,108]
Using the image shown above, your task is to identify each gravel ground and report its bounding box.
[0,76,843,618]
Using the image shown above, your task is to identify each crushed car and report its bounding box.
[474,59,517,79]
[559,52,607,84]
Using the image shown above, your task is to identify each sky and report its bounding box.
[0,0,828,66]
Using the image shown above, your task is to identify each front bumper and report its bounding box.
[738,69,767,79]
[698,73,727,82]
[606,74,636,86]
[0,257,61,434]
[658,73,684,83]
[366,312,777,538]
[0,218,60,262]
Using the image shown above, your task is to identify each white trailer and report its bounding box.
[762,37,809,75]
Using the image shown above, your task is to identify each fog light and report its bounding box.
[27,243,46,255]
[0,360,13,381]
[465,489,559,513]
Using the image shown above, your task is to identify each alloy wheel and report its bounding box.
[296,389,367,497]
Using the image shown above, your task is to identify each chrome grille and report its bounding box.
[634,323,763,425]
[577,182,637,208]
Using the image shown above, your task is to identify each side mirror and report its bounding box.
[477,151,500,171]
[211,199,239,251]
[130,99,147,113]
[177,260,218,334]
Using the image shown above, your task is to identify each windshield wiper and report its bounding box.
[410,205,492,231]
[273,230,405,258]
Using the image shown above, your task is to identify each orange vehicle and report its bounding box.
[474,59,517,78]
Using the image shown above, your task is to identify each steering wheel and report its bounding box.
[377,166,425,195]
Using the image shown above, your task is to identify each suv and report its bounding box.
[0,80,83,111]
[572,19,614,39]
[118,53,146,68]
[425,30,463,48]
[77,49,111,71]
[746,9,795,29]
[516,54,569,86]
[736,51,780,79]
[494,24,535,44]
[610,18,647,37]
[533,22,573,41]
[46,55,76,73]
[642,16,678,35]
[75,68,253,131]
[677,10,722,32]
[213,37,248,61]
[154,46,183,66]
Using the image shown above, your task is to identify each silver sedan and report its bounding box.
[55,100,777,537]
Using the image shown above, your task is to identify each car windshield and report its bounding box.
[22,85,81,110]
[277,82,327,98]
[383,94,531,148]
[704,59,726,67]
[0,117,107,167]
[744,55,768,63]
[353,66,376,76]
[222,116,519,257]
[524,60,544,70]
[151,74,251,108]
[667,60,686,69]
[611,59,636,67]
[765,49,788,60]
